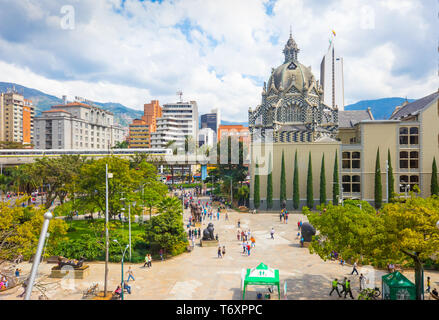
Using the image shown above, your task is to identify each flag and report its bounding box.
[332,30,336,36]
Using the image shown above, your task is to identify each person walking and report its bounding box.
[237,230,240,241]
[218,246,222,258]
[351,262,359,275]
[279,212,283,222]
[426,276,431,293]
[148,254,152,268]
[339,277,347,296]
[222,246,226,257]
[359,273,366,291]
[159,249,164,261]
[270,228,275,239]
[344,280,354,299]
[217,211,220,221]
[143,254,149,268]
[285,212,288,224]
[297,221,300,230]
[237,219,241,228]
[251,236,256,248]
[126,266,135,282]
[198,228,201,239]
[242,241,247,255]
[247,242,251,256]
[329,278,341,297]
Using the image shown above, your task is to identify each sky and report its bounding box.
[0,0,437,121]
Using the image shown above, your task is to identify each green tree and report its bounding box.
[307,152,313,209]
[266,153,273,210]
[237,185,249,207]
[144,197,188,258]
[293,150,300,210]
[387,149,395,202]
[113,140,129,149]
[320,154,326,206]
[333,150,339,205]
[305,196,439,300]
[254,162,260,209]
[280,151,286,207]
[431,157,438,196]
[375,148,382,209]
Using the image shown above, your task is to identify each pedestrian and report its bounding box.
[217,211,220,220]
[296,231,300,239]
[285,212,288,224]
[194,228,197,238]
[247,243,251,256]
[339,277,347,296]
[300,236,304,247]
[359,273,366,291]
[143,254,149,267]
[344,280,354,299]
[15,268,20,278]
[225,212,229,221]
[251,236,256,248]
[299,221,303,229]
[280,212,283,222]
[218,246,222,258]
[237,219,241,228]
[297,221,300,230]
[159,249,164,260]
[222,246,226,257]
[329,278,341,297]
[242,241,247,254]
[237,230,240,241]
[351,261,359,275]
[198,228,201,239]
[270,228,275,239]
[123,281,132,294]
[126,267,135,282]
[426,276,431,293]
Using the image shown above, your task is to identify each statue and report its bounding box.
[300,222,316,242]
[202,223,215,240]
[57,257,85,269]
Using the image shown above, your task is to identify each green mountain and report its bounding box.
[345,97,415,119]
[0,82,143,127]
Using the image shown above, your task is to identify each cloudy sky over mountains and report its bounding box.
[0,0,436,121]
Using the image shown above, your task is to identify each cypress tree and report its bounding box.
[320,154,326,205]
[431,157,438,196]
[333,150,340,205]
[280,150,286,207]
[266,153,273,209]
[254,161,260,209]
[387,149,395,202]
[293,150,300,209]
[307,152,313,209]
[374,148,382,209]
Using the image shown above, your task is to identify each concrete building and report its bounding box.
[151,101,198,150]
[198,127,215,148]
[320,39,345,111]
[0,91,35,145]
[248,32,439,210]
[129,119,150,148]
[142,100,162,133]
[34,100,125,150]
[201,108,220,134]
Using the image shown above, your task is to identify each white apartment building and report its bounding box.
[151,101,198,150]
[320,41,345,111]
[34,100,125,150]
[198,127,215,148]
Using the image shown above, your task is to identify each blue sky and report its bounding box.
[0,0,436,121]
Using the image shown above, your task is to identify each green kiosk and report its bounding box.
[382,271,416,300]
[242,263,280,300]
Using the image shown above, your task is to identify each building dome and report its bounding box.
[267,61,314,93]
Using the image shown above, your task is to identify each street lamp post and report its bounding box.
[113,240,129,300]
[24,211,52,300]
[104,165,113,297]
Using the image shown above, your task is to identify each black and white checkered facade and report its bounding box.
[249,33,338,143]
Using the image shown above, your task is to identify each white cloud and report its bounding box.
[0,0,436,122]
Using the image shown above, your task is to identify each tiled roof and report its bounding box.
[338,110,373,128]
[390,92,439,120]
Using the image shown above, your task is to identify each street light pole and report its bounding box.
[24,211,52,300]
[113,240,129,300]
[104,164,110,297]
[128,203,131,261]
[386,160,389,203]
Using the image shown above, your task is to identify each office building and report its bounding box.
[142,100,162,133]
[129,119,150,148]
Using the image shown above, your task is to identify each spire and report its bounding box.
[283,28,299,63]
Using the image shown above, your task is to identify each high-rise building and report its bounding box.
[142,100,162,133]
[34,99,125,149]
[151,101,198,150]
[129,119,150,148]
[320,41,345,111]
[0,91,35,145]
[198,127,215,148]
[201,108,220,133]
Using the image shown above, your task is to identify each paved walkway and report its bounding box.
[1,197,438,300]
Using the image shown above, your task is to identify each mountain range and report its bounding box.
[0,82,416,127]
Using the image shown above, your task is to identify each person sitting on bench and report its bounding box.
[114,285,122,298]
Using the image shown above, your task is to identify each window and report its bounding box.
[342,175,361,193]
[399,175,419,192]
[400,151,419,169]
[342,151,361,169]
[399,127,419,145]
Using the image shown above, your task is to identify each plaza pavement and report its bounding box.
[1,196,438,300]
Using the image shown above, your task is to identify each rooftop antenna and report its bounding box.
[176,90,183,103]
[289,25,292,38]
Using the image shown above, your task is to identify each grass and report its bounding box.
[66,219,146,241]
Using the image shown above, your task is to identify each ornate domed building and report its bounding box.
[248,32,338,143]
